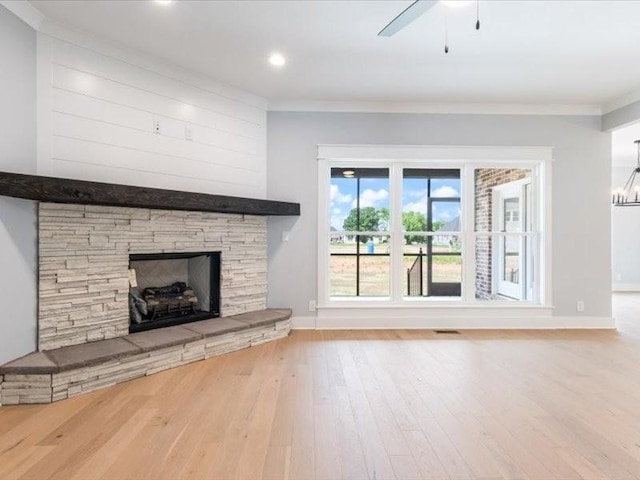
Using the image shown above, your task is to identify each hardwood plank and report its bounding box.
[331,385,370,480]
[236,362,285,480]
[0,446,55,480]
[180,440,221,480]
[350,340,410,457]
[402,429,450,480]
[389,454,423,480]
[533,415,638,480]
[262,446,291,480]
[314,402,342,480]
[486,414,583,480]
[555,447,611,480]
[207,343,277,480]
[338,337,397,480]
[288,363,315,480]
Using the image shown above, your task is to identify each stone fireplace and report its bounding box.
[38,203,267,351]
[0,172,298,405]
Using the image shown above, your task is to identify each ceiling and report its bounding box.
[30,0,640,108]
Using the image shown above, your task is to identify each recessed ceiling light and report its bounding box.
[441,0,473,8]
[154,0,172,5]
[268,52,286,67]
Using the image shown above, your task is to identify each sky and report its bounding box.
[330,176,461,231]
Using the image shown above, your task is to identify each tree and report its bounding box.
[432,220,446,231]
[403,211,426,231]
[402,211,427,244]
[378,207,390,231]
[343,207,380,242]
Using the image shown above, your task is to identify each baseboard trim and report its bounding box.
[613,284,640,292]
[291,316,317,329]
[292,314,615,330]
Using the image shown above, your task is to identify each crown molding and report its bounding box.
[0,0,44,30]
[268,100,602,116]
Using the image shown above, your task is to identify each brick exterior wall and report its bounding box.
[38,204,267,351]
[474,169,530,299]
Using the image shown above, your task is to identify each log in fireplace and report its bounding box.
[128,252,221,333]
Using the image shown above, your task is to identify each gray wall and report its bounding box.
[612,166,640,288]
[603,100,640,132]
[267,112,612,319]
[0,6,38,363]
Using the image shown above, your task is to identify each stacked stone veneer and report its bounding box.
[474,169,530,299]
[38,203,267,351]
[0,317,291,405]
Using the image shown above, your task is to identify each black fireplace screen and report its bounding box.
[128,251,221,333]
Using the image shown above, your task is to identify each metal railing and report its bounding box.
[407,248,424,296]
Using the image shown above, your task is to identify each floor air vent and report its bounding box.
[434,330,461,334]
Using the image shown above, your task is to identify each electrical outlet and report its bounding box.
[577,300,585,312]
[185,125,193,141]
[616,273,622,281]
[309,300,317,312]
[153,119,162,134]
[282,231,290,242]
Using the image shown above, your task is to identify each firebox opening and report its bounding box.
[128,252,221,333]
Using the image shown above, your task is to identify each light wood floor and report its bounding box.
[3,296,640,480]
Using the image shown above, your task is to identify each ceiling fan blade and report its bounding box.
[378,0,438,37]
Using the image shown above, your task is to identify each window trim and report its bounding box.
[491,178,534,301]
[317,145,553,310]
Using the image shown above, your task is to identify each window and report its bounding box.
[319,146,550,308]
[329,168,390,297]
[474,168,535,301]
[402,169,462,297]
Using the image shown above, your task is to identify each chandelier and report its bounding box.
[613,140,640,206]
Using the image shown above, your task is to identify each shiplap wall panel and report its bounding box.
[52,159,262,198]
[50,112,260,174]
[51,64,263,139]
[51,89,259,156]
[52,39,264,124]
[52,136,263,190]
[39,34,266,198]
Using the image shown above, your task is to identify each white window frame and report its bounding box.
[317,144,553,313]
[491,178,533,301]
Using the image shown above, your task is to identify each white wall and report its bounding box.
[267,112,612,323]
[611,123,640,291]
[612,166,640,290]
[0,5,38,363]
[37,27,267,198]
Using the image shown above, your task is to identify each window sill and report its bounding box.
[320,299,553,310]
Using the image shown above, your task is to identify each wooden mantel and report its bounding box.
[0,171,300,216]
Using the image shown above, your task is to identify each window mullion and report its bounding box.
[356,177,360,297]
[533,165,541,304]
[390,164,404,302]
[462,164,476,302]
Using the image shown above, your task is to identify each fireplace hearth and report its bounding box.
[128,252,221,333]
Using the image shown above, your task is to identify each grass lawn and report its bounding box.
[329,241,462,296]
